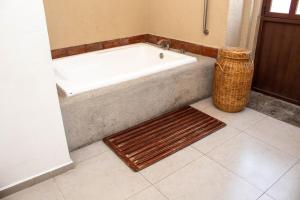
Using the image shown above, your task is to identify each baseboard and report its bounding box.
[0,161,74,198]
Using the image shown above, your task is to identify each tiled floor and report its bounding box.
[3,98,300,200]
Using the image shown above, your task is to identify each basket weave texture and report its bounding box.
[213,48,254,113]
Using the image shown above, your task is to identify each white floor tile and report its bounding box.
[192,98,267,131]
[127,186,167,200]
[267,162,300,200]
[200,103,231,121]
[4,98,299,200]
[245,117,300,158]
[54,151,150,200]
[156,156,262,200]
[140,147,202,183]
[191,97,212,110]
[222,108,267,131]
[192,126,241,153]
[208,133,297,190]
[2,180,63,200]
[70,141,109,163]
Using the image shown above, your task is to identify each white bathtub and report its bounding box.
[53,43,197,96]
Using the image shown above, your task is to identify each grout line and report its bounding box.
[190,128,243,155]
[139,173,170,200]
[70,142,110,165]
[139,151,205,186]
[256,193,276,200]
[260,159,300,199]
[131,150,206,199]
[152,183,170,200]
[243,131,300,160]
[204,155,265,193]
[203,128,300,194]
[52,178,67,200]
[239,114,300,159]
[205,140,300,198]
[124,184,153,200]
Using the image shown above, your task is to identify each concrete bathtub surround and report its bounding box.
[59,52,215,151]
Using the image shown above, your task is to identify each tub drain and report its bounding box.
[159,53,164,59]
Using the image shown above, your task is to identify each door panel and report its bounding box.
[253,0,300,105]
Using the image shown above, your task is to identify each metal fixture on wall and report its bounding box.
[203,0,209,35]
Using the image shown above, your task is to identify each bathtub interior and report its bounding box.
[53,43,197,96]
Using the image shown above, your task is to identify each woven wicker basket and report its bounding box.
[213,47,254,113]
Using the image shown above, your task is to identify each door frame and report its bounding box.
[253,0,300,105]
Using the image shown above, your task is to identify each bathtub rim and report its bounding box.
[54,43,198,97]
[58,54,216,106]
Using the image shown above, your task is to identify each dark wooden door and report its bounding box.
[254,0,300,105]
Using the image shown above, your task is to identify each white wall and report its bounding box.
[225,0,245,46]
[0,0,72,190]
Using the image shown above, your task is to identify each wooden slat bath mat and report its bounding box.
[103,106,226,171]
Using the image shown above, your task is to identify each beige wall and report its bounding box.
[148,0,230,48]
[44,0,148,49]
[44,0,260,50]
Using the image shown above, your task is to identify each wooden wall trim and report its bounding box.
[51,34,147,59]
[146,34,218,58]
[51,34,218,59]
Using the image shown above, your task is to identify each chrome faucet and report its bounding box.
[157,39,171,50]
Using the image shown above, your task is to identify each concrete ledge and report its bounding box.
[0,162,74,198]
[59,54,216,151]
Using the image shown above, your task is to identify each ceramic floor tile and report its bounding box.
[200,103,231,121]
[193,98,267,131]
[208,133,297,191]
[140,147,202,183]
[156,156,262,200]
[2,180,63,200]
[245,116,300,158]
[127,186,167,200]
[258,194,275,200]
[192,126,241,154]
[222,108,267,131]
[70,141,109,163]
[267,162,300,200]
[190,97,212,110]
[54,151,150,200]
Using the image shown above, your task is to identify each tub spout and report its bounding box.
[157,39,171,50]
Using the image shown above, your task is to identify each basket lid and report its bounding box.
[218,47,251,60]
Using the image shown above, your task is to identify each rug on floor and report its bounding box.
[103,106,226,171]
